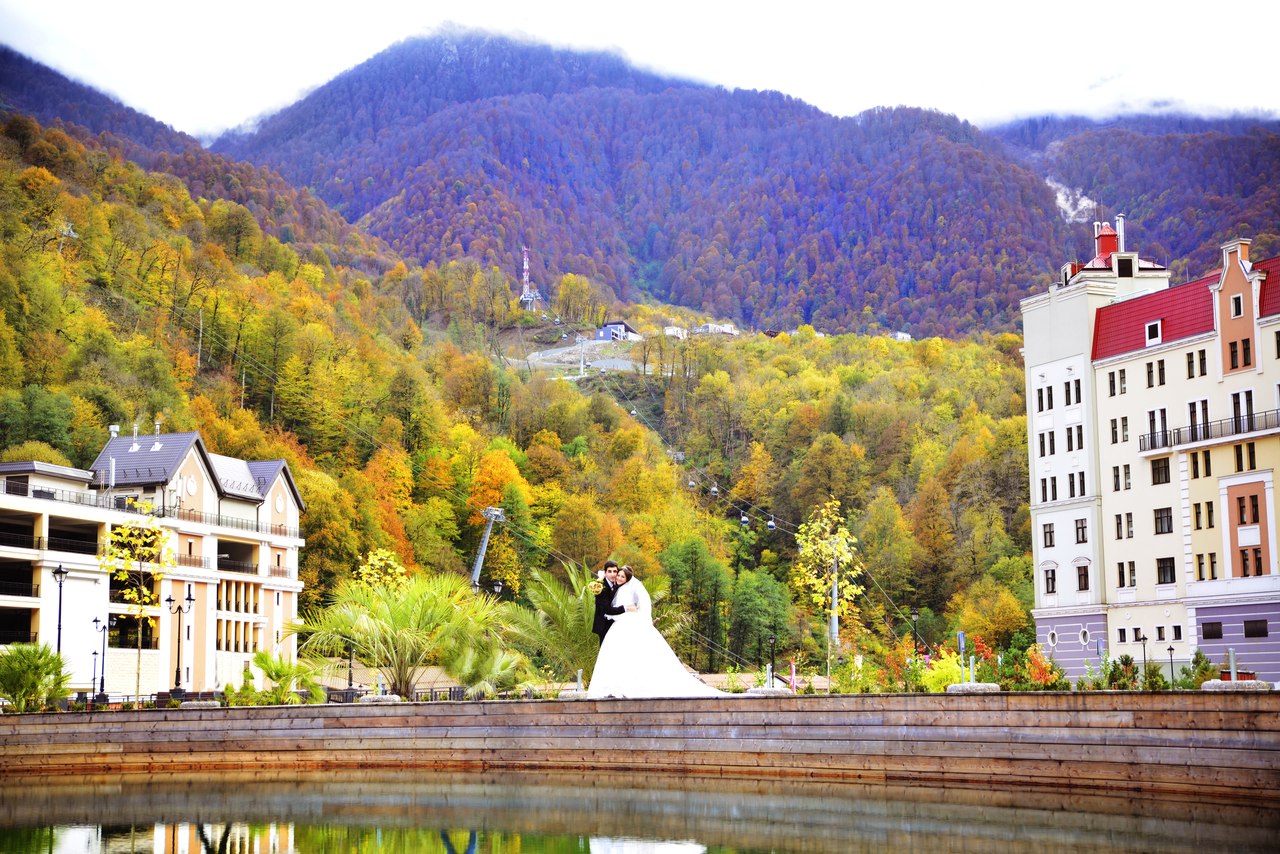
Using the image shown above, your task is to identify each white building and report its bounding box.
[0,425,304,700]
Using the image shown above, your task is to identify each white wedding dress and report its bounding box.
[587,578,724,699]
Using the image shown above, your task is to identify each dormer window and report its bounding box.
[1117,257,1133,277]
[1231,295,1243,318]
[1145,321,1162,346]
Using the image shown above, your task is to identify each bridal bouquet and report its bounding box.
[588,570,604,595]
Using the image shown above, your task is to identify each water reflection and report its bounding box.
[0,770,1276,853]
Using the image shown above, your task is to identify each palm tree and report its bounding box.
[296,573,509,699]
[504,563,598,683]
[251,650,325,705]
[0,643,69,712]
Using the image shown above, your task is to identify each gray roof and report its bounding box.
[88,431,201,489]
[0,460,93,482]
[84,431,303,509]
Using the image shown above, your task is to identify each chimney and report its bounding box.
[1096,221,1118,258]
[1093,221,1101,238]
[154,420,161,437]
[109,424,119,439]
[129,423,140,452]
[1116,213,1125,252]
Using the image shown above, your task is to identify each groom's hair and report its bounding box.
[603,559,619,570]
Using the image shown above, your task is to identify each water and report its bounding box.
[0,770,1275,853]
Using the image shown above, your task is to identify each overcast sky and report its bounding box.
[2,0,1276,140]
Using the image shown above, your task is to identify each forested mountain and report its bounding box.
[6,34,1279,340]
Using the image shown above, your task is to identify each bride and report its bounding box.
[588,566,724,699]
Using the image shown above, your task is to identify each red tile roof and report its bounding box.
[1091,254,1280,361]
[1255,256,1280,318]
[1091,275,1216,361]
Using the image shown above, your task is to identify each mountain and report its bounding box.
[6,33,1280,338]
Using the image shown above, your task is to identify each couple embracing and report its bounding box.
[587,560,723,699]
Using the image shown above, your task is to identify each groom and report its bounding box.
[592,560,626,641]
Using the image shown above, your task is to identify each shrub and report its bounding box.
[0,643,70,712]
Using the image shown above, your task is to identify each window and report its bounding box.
[1080,628,1090,646]
[1249,442,1256,469]
[1146,321,1161,344]
[1123,464,1131,489]
[1157,557,1175,584]
[1044,566,1056,594]
[1051,477,1058,501]
[1237,496,1247,525]
[1231,294,1243,317]
[1197,553,1205,580]
[1073,378,1081,403]
[1077,564,1089,591]
[1117,561,1127,587]
[1075,518,1087,544]
[1207,501,1215,528]
[1191,453,1199,479]
[1151,458,1170,485]
[1202,622,1223,640]
[1254,548,1264,577]
[1113,466,1121,491]
[1251,494,1260,524]
[1047,630,1058,647]
[1126,513,1133,538]
[1203,451,1212,477]
[1047,386,1054,409]
[1108,371,1117,397]
[1244,337,1252,367]
[1195,504,1203,529]
[1110,419,1119,444]
[1118,628,1127,643]
[1199,349,1207,376]
[1187,351,1196,379]
[1043,523,1055,548]
[1154,508,1173,534]
[1156,626,1165,641]
[1126,561,1135,586]
[1076,471,1085,496]
[1119,369,1126,393]
[1115,514,1123,539]
[1074,424,1083,450]
[1064,380,1072,406]
[1037,388,1044,412]
[1146,361,1155,388]
[1121,417,1129,442]
[1040,478,1048,503]
[1230,341,1239,370]
[1243,620,1268,638]
[1173,625,1182,641]
[1210,552,1218,579]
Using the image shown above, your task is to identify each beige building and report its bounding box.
[0,425,304,699]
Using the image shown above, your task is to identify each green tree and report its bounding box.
[296,573,506,698]
[0,643,69,712]
[726,570,793,667]
[503,563,598,683]
[659,539,733,671]
[251,650,325,705]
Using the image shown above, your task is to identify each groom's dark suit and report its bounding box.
[592,579,625,640]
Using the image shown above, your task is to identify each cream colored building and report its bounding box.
[0,426,304,699]
[1023,221,1280,680]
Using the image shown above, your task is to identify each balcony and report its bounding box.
[0,479,301,539]
[218,558,258,575]
[0,631,37,644]
[1139,408,1280,452]
[0,581,38,597]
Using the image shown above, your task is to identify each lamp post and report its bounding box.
[51,565,68,653]
[1167,645,1176,685]
[768,633,776,686]
[165,588,196,696]
[91,650,98,706]
[93,616,112,702]
[910,607,920,658]
[1137,631,1148,674]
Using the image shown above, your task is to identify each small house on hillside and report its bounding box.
[596,320,642,341]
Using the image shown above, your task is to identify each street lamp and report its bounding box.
[1137,631,1149,675]
[768,633,776,686]
[91,650,98,706]
[910,607,920,659]
[51,565,68,653]
[165,588,196,696]
[1168,645,1176,685]
[92,616,113,702]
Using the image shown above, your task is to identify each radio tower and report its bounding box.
[519,245,543,311]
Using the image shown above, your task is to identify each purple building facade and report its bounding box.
[1192,602,1280,681]
[1038,612,1108,680]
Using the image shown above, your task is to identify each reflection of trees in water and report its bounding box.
[0,828,51,854]
[195,822,234,854]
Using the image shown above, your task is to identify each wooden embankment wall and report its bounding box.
[2,692,1278,798]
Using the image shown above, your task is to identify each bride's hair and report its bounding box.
[619,565,635,582]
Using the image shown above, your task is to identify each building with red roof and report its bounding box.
[1022,219,1280,682]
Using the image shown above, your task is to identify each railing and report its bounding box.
[0,480,301,539]
[0,581,38,597]
[44,535,101,555]
[176,554,211,569]
[218,559,257,575]
[1140,407,1280,451]
[0,631,37,644]
[0,530,37,549]
[269,565,291,578]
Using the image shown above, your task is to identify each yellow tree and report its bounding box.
[791,499,864,648]
[945,576,1029,648]
[99,499,176,699]
[353,549,409,593]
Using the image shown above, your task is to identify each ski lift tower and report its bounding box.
[518,245,543,311]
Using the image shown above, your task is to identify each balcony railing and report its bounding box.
[0,631,37,645]
[269,565,291,578]
[1139,408,1280,451]
[0,480,300,539]
[176,554,211,569]
[218,559,258,575]
[0,580,38,597]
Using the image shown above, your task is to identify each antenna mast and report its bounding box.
[519,245,543,311]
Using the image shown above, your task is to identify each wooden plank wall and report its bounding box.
[2,692,1278,798]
